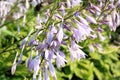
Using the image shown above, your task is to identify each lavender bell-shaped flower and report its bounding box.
[56,51,67,68]
[98,32,105,42]
[28,30,40,46]
[48,61,57,80]
[71,0,82,7]
[68,40,86,61]
[28,56,40,72]
[46,30,54,45]
[26,50,33,67]
[78,16,89,26]
[88,44,95,53]
[44,66,50,80]
[94,43,103,53]
[57,24,64,43]
[106,15,115,31]
[85,14,97,24]
[45,49,49,60]
[66,0,71,8]
[36,14,42,29]
[11,52,18,75]
[20,36,28,49]
[17,52,23,65]
[73,19,93,42]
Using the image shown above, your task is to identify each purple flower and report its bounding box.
[71,0,82,7]
[57,25,64,43]
[94,43,103,53]
[50,39,60,49]
[26,50,33,67]
[56,51,67,68]
[66,0,71,8]
[28,31,39,46]
[37,41,46,50]
[98,32,105,42]
[28,56,40,72]
[48,61,57,80]
[88,44,95,53]
[46,30,54,45]
[78,16,89,26]
[36,14,42,29]
[72,19,93,42]
[17,52,23,65]
[106,15,116,31]
[85,14,97,24]
[20,36,28,49]
[11,52,18,75]
[74,11,79,17]
[68,41,86,61]
[45,49,49,60]
[44,67,50,80]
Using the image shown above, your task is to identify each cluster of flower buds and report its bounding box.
[1,0,118,80]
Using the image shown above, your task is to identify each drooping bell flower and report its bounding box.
[44,66,50,80]
[71,0,82,7]
[85,14,97,24]
[48,61,57,80]
[56,51,67,68]
[11,52,18,75]
[56,24,64,43]
[17,52,23,65]
[68,40,86,61]
[88,44,95,53]
[66,0,71,8]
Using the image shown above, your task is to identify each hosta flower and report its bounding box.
[57,24,64,43]
[20,36,29,49]
[26,50,33,67]
[78,16,89,26]
[56,51,67,68]
[71,0,82,7]
[28,56,40,72]
[88,44,95,53]
[37,41,46,50]
[11,52,18,75]
[94,43,103,53]
[106,15,116,31]
[45,49,49,60]
[0,1,12,18]
[59,2,66,15]
[85,14,97,24]
[36,14,42,29]
[73,19,93,42]
[89,2,101,15]
[98,32,105,42]
[48,61,57,80]
[66,0,71,8]
[69,40,86,61]
[44,67,50,80]
[17,52,23,65]
[46,30,54,45]
[50,39,60,49]
[28,30,40,46]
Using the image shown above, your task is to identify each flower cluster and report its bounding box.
[0,0,119,80]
